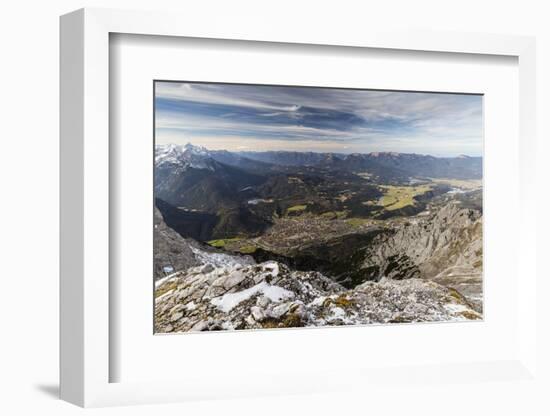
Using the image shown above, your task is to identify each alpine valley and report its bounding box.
[154,143,483,332]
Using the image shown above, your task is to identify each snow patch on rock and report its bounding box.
[190,247,255,268]
[211,281,294,313]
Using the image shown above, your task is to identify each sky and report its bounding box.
[154,81,483,157]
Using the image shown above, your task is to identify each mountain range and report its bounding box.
[157,143,482,180]
[154,143,481,240]
[153,143,484,332]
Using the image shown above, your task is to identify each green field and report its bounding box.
[238,245,258,254]
[378,185,432,211]
[428,178,482,190]
[287,204,307,213]
[320,210,348,220]
[207,237,258,254]
[207,236,243,248]
[345,217,372,228]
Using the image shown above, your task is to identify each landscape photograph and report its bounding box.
[153,81,483,333]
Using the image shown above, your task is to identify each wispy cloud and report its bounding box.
[154,82,483,156]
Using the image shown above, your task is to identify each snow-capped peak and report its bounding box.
[155,143,215,171]
[155,143,185,165]
[183,142,210,156]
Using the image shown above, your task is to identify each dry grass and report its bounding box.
[155,281,178,298]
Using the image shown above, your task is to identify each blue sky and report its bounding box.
[155,81,483,157]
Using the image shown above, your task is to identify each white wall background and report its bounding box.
[0,0,548,414]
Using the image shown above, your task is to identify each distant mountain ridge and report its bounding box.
[156,143,482,180]
[238,150,343,167]
[238,149,482,180]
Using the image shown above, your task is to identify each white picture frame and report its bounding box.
[60,8,538,408]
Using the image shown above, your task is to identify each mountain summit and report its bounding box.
[155,143,215,171]
[183,142,210,156]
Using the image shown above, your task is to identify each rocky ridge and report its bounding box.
[155,260,481,333]
[154,207,199,279]
[361,203,483,310]
[154,207,254,280]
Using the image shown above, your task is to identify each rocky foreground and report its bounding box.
[155,260,481,333]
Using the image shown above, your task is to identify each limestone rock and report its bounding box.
[155,260,481,333]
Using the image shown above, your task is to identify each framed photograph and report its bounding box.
[152,80,484,334]
[60,8,538,408]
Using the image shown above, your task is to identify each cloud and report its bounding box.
[156,82,302,113]
[154,81,483,156]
